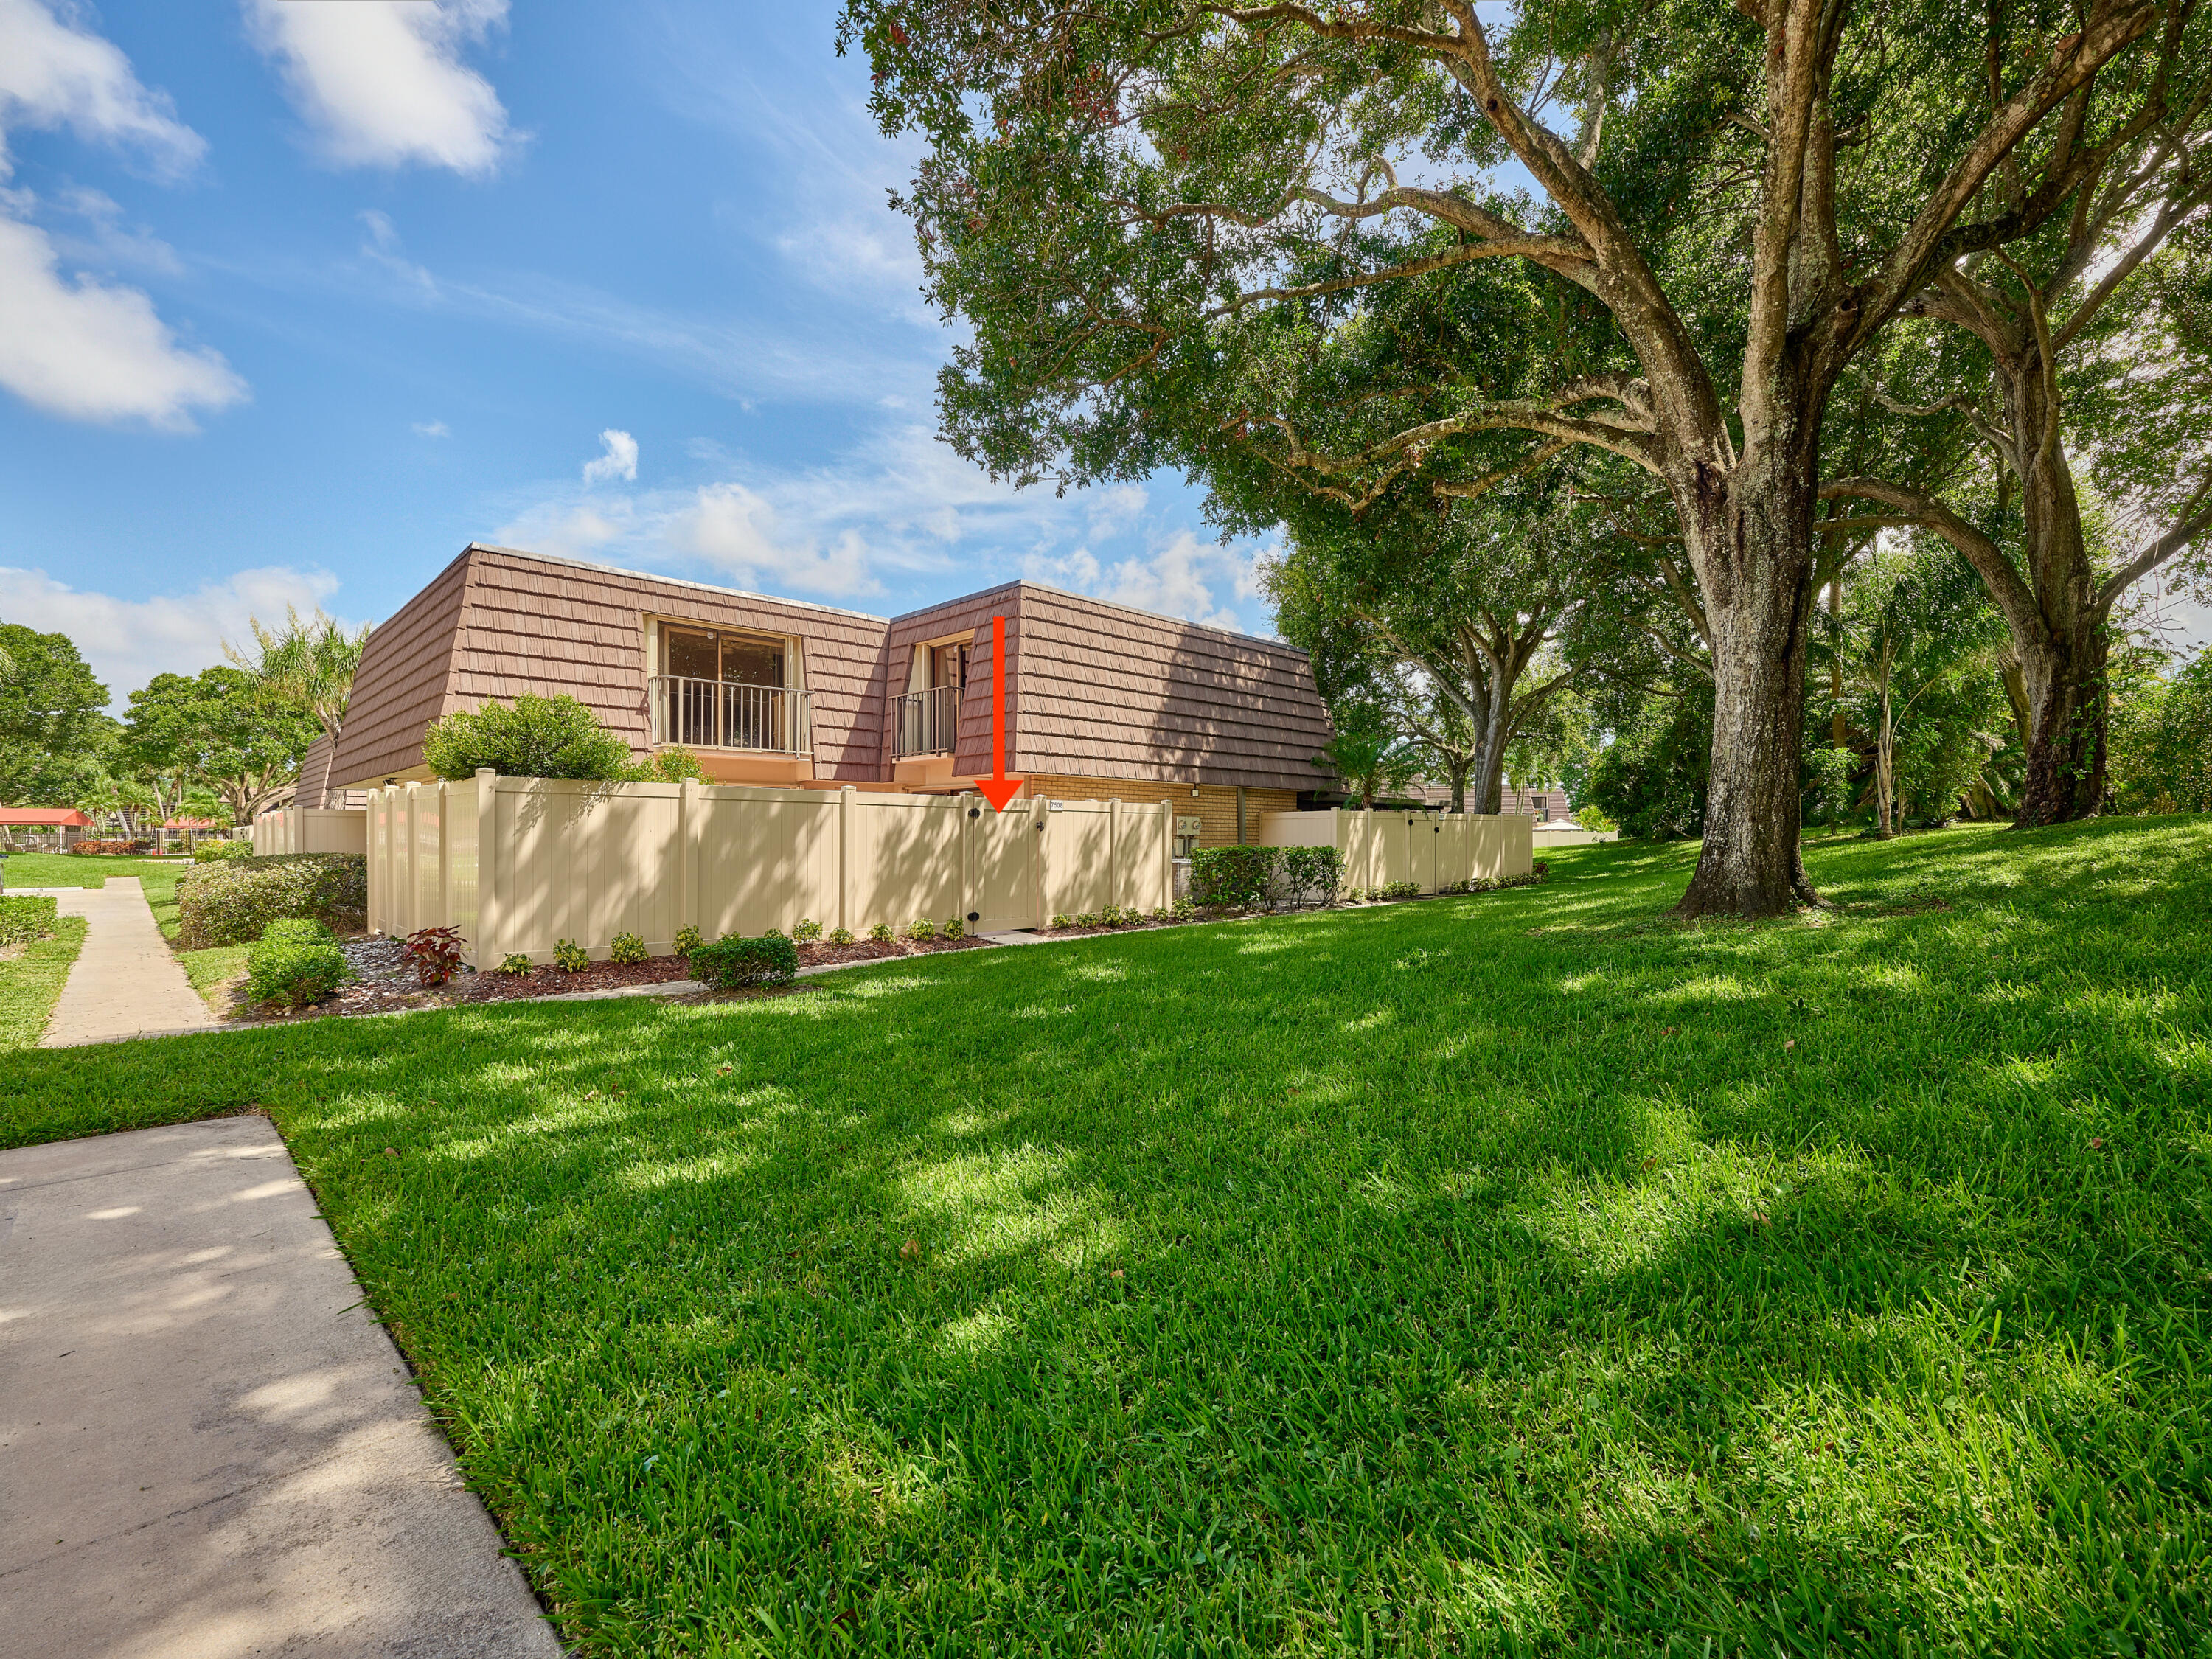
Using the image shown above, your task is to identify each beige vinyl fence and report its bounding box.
[1258,807,1532,891]
[251,806,369,857]
[368,772,1178,965]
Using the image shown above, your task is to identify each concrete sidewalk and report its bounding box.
[38,876,215,1047]
[0,1117,566,1658]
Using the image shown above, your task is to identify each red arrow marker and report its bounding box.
[976,613,1023,811]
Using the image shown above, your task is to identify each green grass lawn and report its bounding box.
[0,913,87,1048]
[179,941,251,1012]
[1,850,195,939]
[5,821,2209,1655]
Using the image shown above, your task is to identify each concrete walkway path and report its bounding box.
[38,877,215,1047]
[0,1117,567,1658]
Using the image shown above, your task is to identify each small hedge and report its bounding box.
[246,919,350,1009]
[177,854,368,950]
[1,894,58,945]
[1189,844,1346,910]
[689,933,799,989]
[189,840,254,863]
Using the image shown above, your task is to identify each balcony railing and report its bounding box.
[895,684,960,757]
[648,676,811,755]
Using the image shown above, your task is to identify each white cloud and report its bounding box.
[0,3,240,428]
[0,564,345,706]
[489,500,629,561]
[582,427,636,484]
[245,0,512,176]
[0,0,204,178]
[1026,529,1269,633]
[483,422,1274,626]
[411,418,448,437]
[37,185,184,276]
[0,212,246,427]
[666,483,881,599]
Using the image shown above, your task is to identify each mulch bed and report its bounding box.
[462,956,696,1002]
[218,933,998,1024]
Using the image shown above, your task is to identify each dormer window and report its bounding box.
[662,625,786,688]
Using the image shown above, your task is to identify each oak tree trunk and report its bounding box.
[1468,701,1512,817]
[2001,352,2110,825]
[1673,445,1822,917]
[2014,622,2109,824]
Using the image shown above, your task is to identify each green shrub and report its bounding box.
[689,933,799,988]
[827,925,855,945]
[608,931,648,964]
[868,922,894,942]
[1276,845,1343,905]
[791,918,824,943]
[260,917,333,946]
[176,854,366,949]
[2111,653,2212,813]
[1170,898,1196,921]
[421,692,633,781]
[673,925,703,957]
[906,918,936,941]
[942,918,964,939]
[1189,845,1275,908]
[1378,879,1424,900]
[1150,905,1170,922]
[245,934,349,1010]
[1074,911,1099,929]
[622,746,709,784]
[553,938,588,973]
[1050,912,1072,929]
[497,953,534,975]
[0,894,58,945]
[1571,802,1618,833]
[190,839,254,863]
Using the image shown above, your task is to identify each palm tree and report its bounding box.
[1312,705,1423,810]
[224,608,368,749]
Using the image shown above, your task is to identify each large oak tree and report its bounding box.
[848,0,2171,913]
[1823,21,2212,823]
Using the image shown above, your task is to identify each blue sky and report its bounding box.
[0,0,1271,708]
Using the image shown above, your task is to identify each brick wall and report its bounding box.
[1023,773,1298,845]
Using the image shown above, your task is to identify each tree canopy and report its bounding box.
[846,0,2179,913]
[0,622,115,807]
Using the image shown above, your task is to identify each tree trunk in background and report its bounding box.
[2006,372,2111,824]
[1673,439,1822,917]
[1468,693,1512,818]
[1829,574,1847,746]
[2015,619,2110,824]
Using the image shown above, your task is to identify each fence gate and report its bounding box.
[968,797,1040,933]
[1409,813,1440,891]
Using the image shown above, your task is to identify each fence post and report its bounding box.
[838,785,855,933]
[1107,798,1121,906]
[437,781,453,931]
[684,776,706,938]
[475,769,499,965]
[678,776,700,938]
[1159,801,1172,911]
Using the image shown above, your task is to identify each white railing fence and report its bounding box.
[894,685,960,757]
[647,677,811,754]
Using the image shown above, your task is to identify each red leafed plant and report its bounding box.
[402,925,466,985]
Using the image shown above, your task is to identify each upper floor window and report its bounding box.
[931,641,969,691]
[662,624,786,688]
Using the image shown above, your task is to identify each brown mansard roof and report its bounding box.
[330,543,1331,792]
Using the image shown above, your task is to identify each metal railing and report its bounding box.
[894,684,960,757]
[648,676,812,755]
